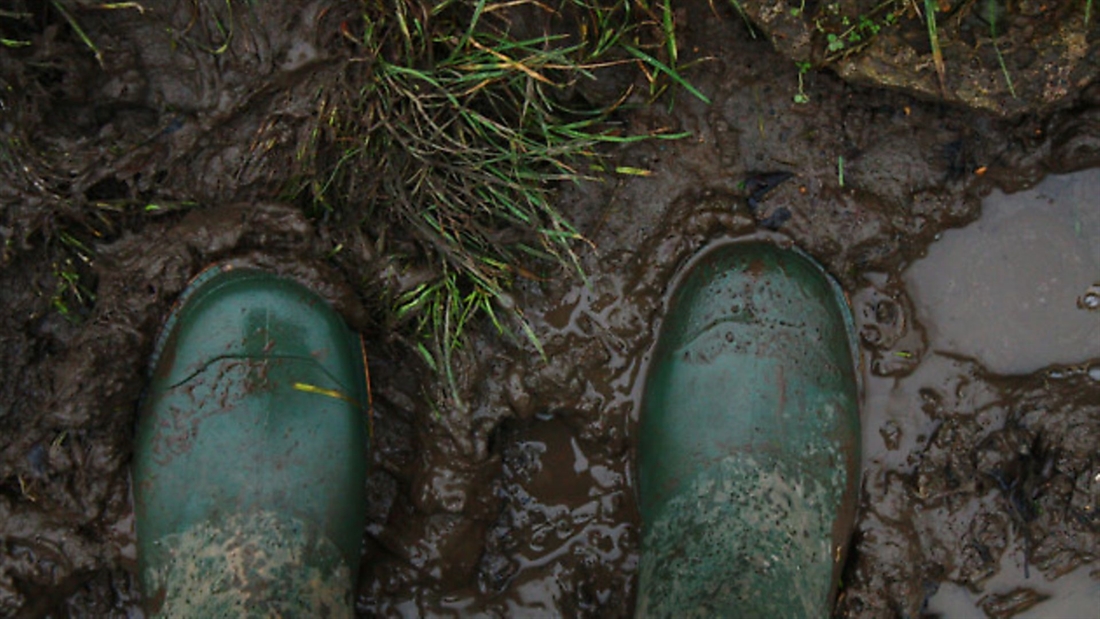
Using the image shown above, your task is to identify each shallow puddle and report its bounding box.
[905,169,1100,375]
[855,169,1100,618]
[927,546,1100,618]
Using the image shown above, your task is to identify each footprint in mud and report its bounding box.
[851,278,926,377]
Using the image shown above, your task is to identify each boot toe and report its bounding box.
[133,267,368,616]
[638,242,861,617]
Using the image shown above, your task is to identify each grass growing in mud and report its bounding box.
[292,0,692,408]
[798,0,1092,101]
[1,0,696,411]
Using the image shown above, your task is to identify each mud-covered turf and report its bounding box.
[736,0,1100,117]
[1,1,1098,617]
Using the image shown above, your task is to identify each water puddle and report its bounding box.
[904,169,1100,375]
[850,170,1100,617]
[926,543,1100,618]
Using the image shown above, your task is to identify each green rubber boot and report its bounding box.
[637,242,861,618]
[132,266,369,617]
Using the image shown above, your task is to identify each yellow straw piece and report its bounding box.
[292,382,352,403]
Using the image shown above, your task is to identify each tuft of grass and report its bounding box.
[295,0,694,409]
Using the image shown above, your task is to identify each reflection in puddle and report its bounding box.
[905,169,1100,374]
[488,417,636,612]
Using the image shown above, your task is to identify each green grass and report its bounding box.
[793,61,811,103]
[922,0,946,95]
[809,1,949,95]
[49,0,103,66]
[806,0,1096,102]
[292,0,696,409]
[722,0,757,36]
[986,0,1017,99]
[1,0,700,409]
[812,0,899,63]
[51,232,96,318]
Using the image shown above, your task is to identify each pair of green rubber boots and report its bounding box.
[132,242,861,617]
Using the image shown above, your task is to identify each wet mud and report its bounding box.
[1,1,1098,617]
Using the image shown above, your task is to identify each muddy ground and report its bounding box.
[1,0,1098,617]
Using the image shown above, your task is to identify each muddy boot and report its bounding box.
[132,266,369,617]
[636,241,861,618]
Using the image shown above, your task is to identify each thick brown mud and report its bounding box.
[1,1,1098,617]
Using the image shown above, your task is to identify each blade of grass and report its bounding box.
[49,0,103,67]
[661,1,678,66]
[719,0,758,38]
[91,2,146,13]
[623,44,711,104]
[987,0,1017,99]
[922,0,947,95]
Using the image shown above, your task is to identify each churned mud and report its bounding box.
[1,1,1098,617]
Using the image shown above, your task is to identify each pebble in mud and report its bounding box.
[1079,284,1100,311]
[1090,365,1100,382]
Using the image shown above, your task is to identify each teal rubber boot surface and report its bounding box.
[637,242,861,618]
[132,267,369,617]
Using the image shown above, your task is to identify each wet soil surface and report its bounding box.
[1,1,1098,617]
